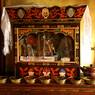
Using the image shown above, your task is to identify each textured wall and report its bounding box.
[2,0,95,64]
[4,0,87,6]
[89,0,95,64]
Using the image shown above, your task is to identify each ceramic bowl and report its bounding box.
[24,76,36,84]
[0,76,7,84]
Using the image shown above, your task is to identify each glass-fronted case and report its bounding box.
[15,27,79,64]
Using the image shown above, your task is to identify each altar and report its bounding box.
[1,4,93,87]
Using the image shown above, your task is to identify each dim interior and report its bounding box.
[17,29,74,62]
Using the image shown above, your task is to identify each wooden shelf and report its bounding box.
[0,84,95,95]
[17,61,77,66]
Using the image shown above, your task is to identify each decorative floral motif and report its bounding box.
[6,5,86,20]
[60,7,66,19]
[74,7,85,18]
[65,68,76,77]
[25,9,33,19]
[7,8,17,19]
[18,65,78,78]
[49,6,60,19]
[30,7,42,19]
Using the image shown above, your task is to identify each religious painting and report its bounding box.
[15,27,79,64]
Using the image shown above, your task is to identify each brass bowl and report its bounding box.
[88,79,95,85]
[73,79,84,85]
[55,77,66,85]
[83,77,95,85]
[58,79,66,85]
[24,76,36,84]
[91,80,95,85]
[83,77,91,84]
[41,79,51,85]
[10,77,22,84]
[40,76,51,85]
[0,76,7,84]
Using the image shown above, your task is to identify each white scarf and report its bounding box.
[1,7,13,55]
